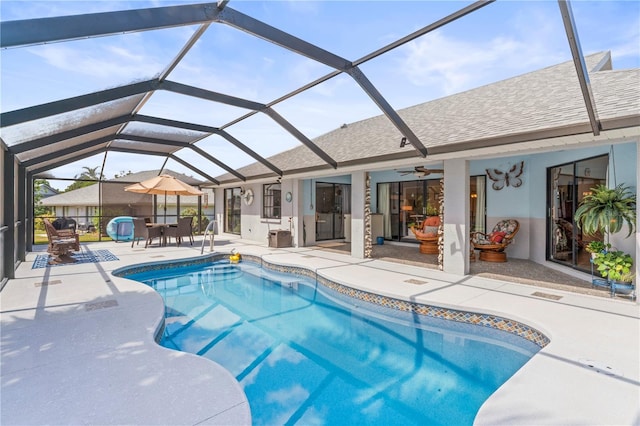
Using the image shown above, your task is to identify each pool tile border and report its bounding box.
[113,253,549,348]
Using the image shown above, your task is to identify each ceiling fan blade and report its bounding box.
[396,167,444,177]
[416,167,444,175]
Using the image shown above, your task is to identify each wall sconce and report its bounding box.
[400,137,408,148]
[470,193,477,198]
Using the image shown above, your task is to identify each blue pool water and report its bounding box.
[124,260,540,425]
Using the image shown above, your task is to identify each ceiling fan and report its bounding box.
[396,166,444,177]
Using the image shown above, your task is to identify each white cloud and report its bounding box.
[398,19,566,97]
[609,16,640,67]
[29,44,163,80]
[400,30,511,94]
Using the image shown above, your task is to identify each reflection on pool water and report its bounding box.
[124,260,541,425]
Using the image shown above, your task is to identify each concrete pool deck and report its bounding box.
[1,234,638,425]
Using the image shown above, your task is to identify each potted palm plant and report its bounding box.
[574,183,636,296]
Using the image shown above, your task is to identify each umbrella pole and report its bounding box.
[164,192,167,224]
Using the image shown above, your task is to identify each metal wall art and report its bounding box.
[486,161,524,190]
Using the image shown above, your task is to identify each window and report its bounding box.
[263,183,281,219]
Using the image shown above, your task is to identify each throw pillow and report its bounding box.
[490,231,506,243]
[425,216,440,227]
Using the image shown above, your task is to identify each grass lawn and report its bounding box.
[34,232,113,245]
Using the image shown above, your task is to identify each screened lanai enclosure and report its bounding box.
[2,0,639,285]
[33,171,214,242]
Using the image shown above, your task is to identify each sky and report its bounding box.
[1,0,639,189]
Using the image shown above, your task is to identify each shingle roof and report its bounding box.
[214,51,639,183]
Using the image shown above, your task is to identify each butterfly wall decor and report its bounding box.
[486,161,524,190]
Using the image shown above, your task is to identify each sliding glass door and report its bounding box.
[378,177,483,242]
[224,187,242,234]
[315,182,351,241]
[548,155,608,272]
[399,180,441,242]
[471,176,486,233]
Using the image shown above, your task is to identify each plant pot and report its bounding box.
[610,280,635,296]
[591,277,610,289]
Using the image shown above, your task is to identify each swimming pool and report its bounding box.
[122,258,542,425]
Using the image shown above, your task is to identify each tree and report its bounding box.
[181,207,209,233]
[78,166,101,180]
[63,166,101,192]
[114,170,133,178]
[34,179,53,217]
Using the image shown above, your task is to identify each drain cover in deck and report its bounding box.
[531,291,563,300]
[405,279,428,285]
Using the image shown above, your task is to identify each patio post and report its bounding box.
[443,159,470,275]
[26,172,34,252]
[3,151,16,279]
[350,171,366,259]
[17,165,26,262]
[290,179,304,248]
[636,141,639,305]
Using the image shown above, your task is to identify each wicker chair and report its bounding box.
[131,218,163,248]
[164,216,194,247]
[409,216,440,254]
[471,219,520,262]
[43,218,80,259]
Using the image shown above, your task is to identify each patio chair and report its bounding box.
[131,217,163,248]
[43,218,80,260]
[409,216,440,254]
[471,219,520,262]
[164,216,194,247]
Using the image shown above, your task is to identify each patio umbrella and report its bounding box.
[124,174,203,223]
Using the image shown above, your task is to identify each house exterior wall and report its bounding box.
[463,141,637,265]
[470,157,531,261]
[233,180,296,246]
[219,140,637,281]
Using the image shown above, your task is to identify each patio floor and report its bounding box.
[314,241,623,299]
[1,234,638,425]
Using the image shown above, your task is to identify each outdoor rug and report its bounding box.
[32,249,119,269]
